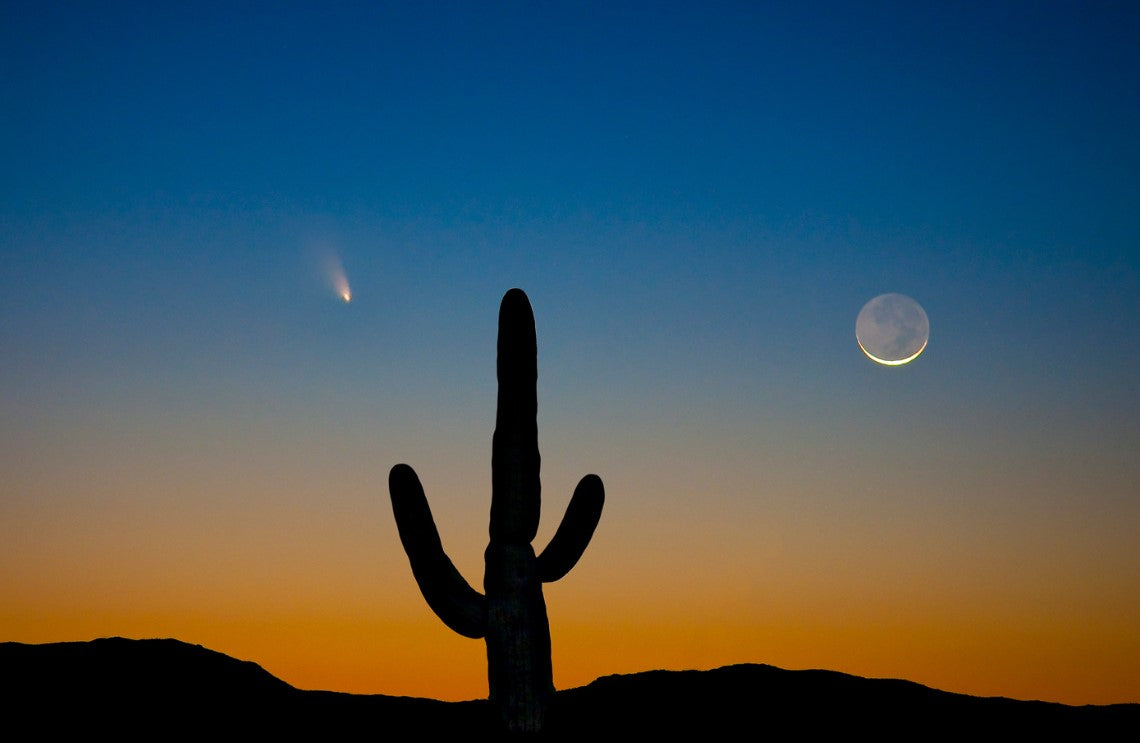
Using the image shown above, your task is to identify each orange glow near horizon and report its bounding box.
[2,393,1137,708]
[3,499,1138,707]
[3,590,1136,706]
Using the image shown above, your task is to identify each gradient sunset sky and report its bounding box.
[3,1,1138,706]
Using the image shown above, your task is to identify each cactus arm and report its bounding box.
[389,463,488,639]
[490,288,541,544]
[537,474,605,583]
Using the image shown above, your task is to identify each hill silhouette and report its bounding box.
[2,638,1134,737]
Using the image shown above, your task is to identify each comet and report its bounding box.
[322,251,352,303]
[335,275,352,303]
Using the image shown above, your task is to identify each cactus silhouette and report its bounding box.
[388,288,605,733]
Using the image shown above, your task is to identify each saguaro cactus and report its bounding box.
[388,288,605,733]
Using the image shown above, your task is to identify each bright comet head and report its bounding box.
[321,250,352,304]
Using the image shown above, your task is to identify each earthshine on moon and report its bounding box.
[856,293,930,365]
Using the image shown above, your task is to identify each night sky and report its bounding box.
[3,1,1138,705]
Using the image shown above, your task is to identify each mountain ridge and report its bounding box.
[2,637,1135,737]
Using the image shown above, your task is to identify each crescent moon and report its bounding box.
[857,336,928,365]
[855,293,930,366]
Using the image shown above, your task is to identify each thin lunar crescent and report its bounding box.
[856,294,929,365]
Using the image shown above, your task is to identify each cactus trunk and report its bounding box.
[388,288,604,733]
[485,543,551,730]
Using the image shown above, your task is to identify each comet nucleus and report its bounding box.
[855,293,929,365]
[321,251,352,303]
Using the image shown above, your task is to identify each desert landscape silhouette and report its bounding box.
[3,637,1135,737]
[4,291,1136,736]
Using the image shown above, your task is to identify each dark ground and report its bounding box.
[2,638,1134,738]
